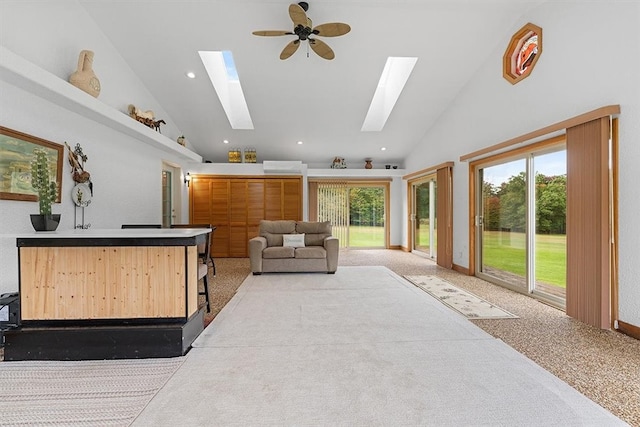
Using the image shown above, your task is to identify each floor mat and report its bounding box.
[404,275,518,319]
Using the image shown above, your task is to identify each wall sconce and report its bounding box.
[184,172,192,187]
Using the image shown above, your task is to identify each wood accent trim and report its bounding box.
[468,161,477,276]
[389,245,403,250]
[611,118,619,328]
[406,179,413,253]
[566,117,611,329]
[617,321,640,341]
[469,135,565,167]
[403,162,455,181]
[400,245,410,252]
[460,105,620,162]
[453,264,470,276]
[384,181,391,248]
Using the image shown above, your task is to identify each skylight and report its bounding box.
[361,57,418,132]
[198,50,254,130]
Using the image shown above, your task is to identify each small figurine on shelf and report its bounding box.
[244,148,257,163]
[330,157,347,169]
[177,136,186,146]
[127,104,165,133]
[228,149,242,163]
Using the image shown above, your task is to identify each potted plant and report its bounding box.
[29,148,60,231]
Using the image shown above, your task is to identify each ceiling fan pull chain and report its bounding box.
[307,43,310,58]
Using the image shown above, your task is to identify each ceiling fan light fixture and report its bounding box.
[252,2,350,60]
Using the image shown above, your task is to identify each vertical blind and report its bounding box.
[566,116,612,329]
[316,181,349,247]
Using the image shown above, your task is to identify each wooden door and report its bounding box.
[247,179,265,240]
[229,179,248,257]
[190,175,302,257]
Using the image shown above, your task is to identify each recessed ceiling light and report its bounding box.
[186,72,196,79]
[223,139,229,144]
[362,57,418,132]
[381,147,387,151]
[199,50,254,130]
[297,141,303,145]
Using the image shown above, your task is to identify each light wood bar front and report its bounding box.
[6,228,211,360]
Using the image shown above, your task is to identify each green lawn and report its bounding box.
[339,227,566,287]
[337,225,385,247]
[482,231,566,287]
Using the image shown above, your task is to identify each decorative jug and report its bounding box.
[69,50,101,98]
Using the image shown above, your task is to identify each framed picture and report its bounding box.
[0,126,64,203]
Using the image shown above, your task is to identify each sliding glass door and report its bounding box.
[479,158,527,291]
[316,182,387,248]
[411,176,437,258]
[476,146,566,306]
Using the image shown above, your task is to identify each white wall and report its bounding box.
[0,1,192,294]
[403,1,640,326]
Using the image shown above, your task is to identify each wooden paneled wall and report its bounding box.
[190,175,302,257]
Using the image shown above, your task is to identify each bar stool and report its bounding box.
[171,224,216,276]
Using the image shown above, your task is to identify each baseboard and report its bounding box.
[388,245,405,251]
[452,263,470,275]
[616,320,640,341]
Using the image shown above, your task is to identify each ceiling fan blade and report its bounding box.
[252,30,292,37]
[309,38,335,60]
[288,3,308,28]
[280,40,300,60]
[313,23,351,37]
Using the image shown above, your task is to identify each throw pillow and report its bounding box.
[283,233,305,248]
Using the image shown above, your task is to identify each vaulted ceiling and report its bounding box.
[79,0,543,167]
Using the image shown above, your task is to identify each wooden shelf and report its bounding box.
[0,46,202,162]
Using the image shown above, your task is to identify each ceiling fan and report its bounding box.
[252,2,351,60]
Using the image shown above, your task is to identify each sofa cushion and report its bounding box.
[263,246,295,259]
[283,233,305,248]
[260,220,296,247]
[294,246,327,259]
[296,221,331,246]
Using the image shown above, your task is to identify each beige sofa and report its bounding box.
[249,220,339,275]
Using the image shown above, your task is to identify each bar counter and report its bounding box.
[5,228,211,360]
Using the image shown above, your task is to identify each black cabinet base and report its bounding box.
[3,309,205,361]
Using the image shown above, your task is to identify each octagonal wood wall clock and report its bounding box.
[503,23,543,84]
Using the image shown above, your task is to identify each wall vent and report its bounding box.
[263,160,303,174]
